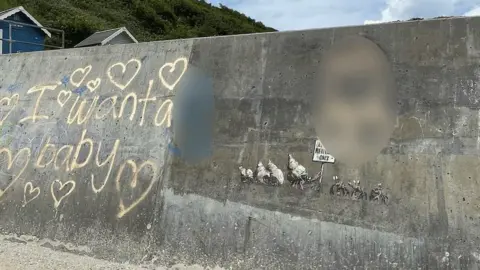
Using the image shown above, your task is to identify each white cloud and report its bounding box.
[464,6,480,16]
[208,0,480,30]
[365,0,480,24]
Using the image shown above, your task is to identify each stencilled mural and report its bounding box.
[238,35,394,205]
[312,139,335,163]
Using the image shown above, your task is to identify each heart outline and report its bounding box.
[0,93,19,126]
[51,179,76,209]
[70,65,92,87]
[0,147,31,199]
[86,78,101,92]
[107,59,141,90]
[57,90,72,107]
[115,160,158,218]
[158,57,188,91]
[23,182,40,207]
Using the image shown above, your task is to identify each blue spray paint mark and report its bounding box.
[164,124,181,156]
[7,83,22,92]
[19,108,27,118]
[168,142,181,156]
[61,75,70,87]
[73,85,87,95]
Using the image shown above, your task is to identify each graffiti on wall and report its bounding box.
[312,139,335,163]
[239,35,394,205]
[240,154,318,189]
[328,176,388,204]
[0,55,213,218]
[312,35,397,167]
[239,153,388,204]
[240,160,284,186]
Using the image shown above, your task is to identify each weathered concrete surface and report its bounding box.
[0,234,223,269]
[0,233,143,270]
[1,16,480,269]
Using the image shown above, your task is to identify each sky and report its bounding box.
[206,0,480,31]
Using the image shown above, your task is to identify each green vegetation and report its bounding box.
[0,0,276,48]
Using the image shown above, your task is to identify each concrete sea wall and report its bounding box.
[0,16,480,269]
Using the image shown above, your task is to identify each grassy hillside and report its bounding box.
[0,0,276,48]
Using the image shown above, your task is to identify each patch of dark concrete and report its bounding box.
[4,237,27,244]
[40,242,91,257]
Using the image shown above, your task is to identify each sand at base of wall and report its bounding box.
[0,237,222,270]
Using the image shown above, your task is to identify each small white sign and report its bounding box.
[312,139,335,163]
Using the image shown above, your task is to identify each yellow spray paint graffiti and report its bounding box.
[0,56,190,219]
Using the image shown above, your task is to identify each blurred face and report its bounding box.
[313,36,396,166]
[173,66,214,162]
